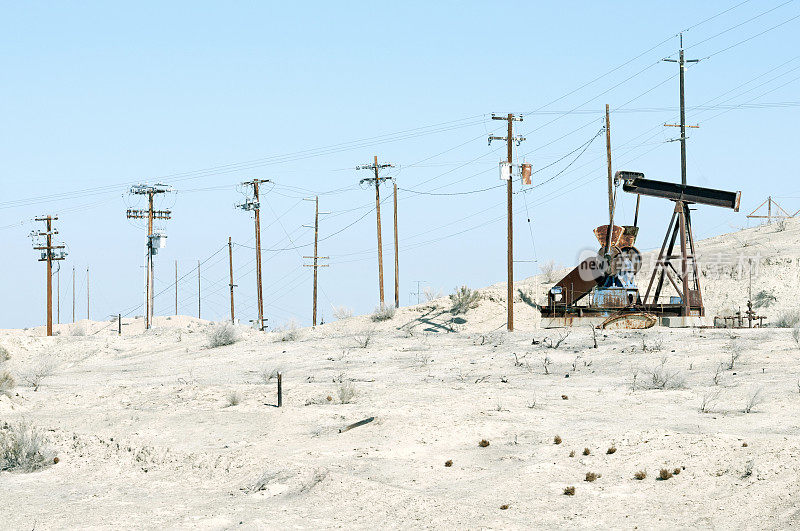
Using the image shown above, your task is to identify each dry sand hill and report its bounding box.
[1,222,800,529]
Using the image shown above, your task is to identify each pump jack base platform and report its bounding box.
[540,305,712,329]
[541,315,712,329]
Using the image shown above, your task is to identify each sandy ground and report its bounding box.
[2,222,800,529]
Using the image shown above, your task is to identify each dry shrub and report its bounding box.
[585,472,600,482]
[774,310,800,328]
[712,363,724,386]
[0,422,55,472]
[700,389,721,413]
[0,345,10,362]
[207,323,238,348]
[544,331,570,349]
[583,448,591,456]
[444,460,453,467]
[540,260,562,283]
[0,371,15,397]
[353,329,374,349]
[726,340,742,369]
[743,459,754,478]
[543,356,552,374]
[337,381,355,404]
[259,367,280,384]
[607,446,617,454]
[744,386,765,413]
[332,306,353,320]
[499,504,509,510]
[298,468,329,493]
[449,286,481,315]
[753,290,776,309]
[20,358,56,392]
[275,321,300,342]
[563,486,576,496]
[569,450,576,458]
[478,439,490,448]
[635,357,685,390]
[225,391,241,407]
[423,287,443,302]
[673,467,681,475]
[371,304,395,322]
[553,435,562,445]
[634,470,647,480]
[658,468,673,480]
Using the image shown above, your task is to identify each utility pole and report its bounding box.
[412,280,425,305]
[769,197,772,224]
[357,156,394,307]
[237,179,271,330]
[31,215,67,336]
[604,104,615,254]
[228,237,236,323]
[127,183,172,329]
[175,260,178,315]
[393,180,400,309]
[489,113,525,331]
[72,266,75,323]
[86,266,90,320]
[57,267,60,324]
[303,196,330,327]
[197,260,201,319]
[746,196,795,224]
[663,33,699,186]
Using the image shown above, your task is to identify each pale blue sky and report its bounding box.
[1,1,798,329]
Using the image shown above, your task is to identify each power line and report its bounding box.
[682,0,754,33]
[688,0,794,50]
[702,10,800,60]
[91,243,228,335]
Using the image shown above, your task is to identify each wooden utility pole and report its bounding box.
[393,181,399,309]
[72,266,75,323]
[197,259,201,319]
[489,114,525,331]
[238,179,270,330]
[127,184,172,329]
[374,159,384,307]
[253,182,263,328]
[769,198,772,223]
[32,216,66,336]
[86,266,90,321]
[303,196,329,326]
[228,237,236,323]
[604,104,615,253]
[357,156,394,306]
[663,33,699,186]
[57,267,60,324]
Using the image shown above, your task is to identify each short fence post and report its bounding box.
[277,372,283,408]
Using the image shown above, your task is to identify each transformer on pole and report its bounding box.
[126,183,172,330]
[31,215,68,336]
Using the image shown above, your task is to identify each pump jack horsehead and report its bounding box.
[542,171,740,328]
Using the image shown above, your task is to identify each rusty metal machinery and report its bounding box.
[545,223,642,317]
[542,171,741,321]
